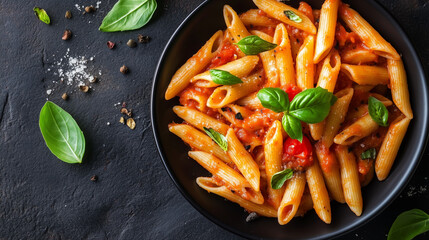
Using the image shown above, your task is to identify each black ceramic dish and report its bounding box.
[151,0,428,239]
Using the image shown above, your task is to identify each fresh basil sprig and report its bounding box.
[257,87,336,142]
[209,69,243,85]
[99,0,157,32]
[39,101,85,164]
[368,96,389,127]
[257,88,289,113]
[388,209,429,240]
[271,168,293,189]
[234,35,277,55]
[284,10,302,23]
[289,87,337,124]
[361,148,377,160]
[33,7,50,24]
[203,127,228,151]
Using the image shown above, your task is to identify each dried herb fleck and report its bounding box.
[65,10,72,19]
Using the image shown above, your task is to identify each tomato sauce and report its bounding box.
[282,136,314,171]
[208,41,239,69]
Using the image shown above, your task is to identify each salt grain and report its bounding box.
[53,48,96,86]
[46,89,52,95]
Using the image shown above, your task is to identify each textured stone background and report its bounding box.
[0,0,428,239]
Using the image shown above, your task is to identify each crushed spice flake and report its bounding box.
[90,175,98,182]
[62,29,72,40]
[62,93,68,100]
[107,41,115,49]
[119,117,125,124]
[79,85,89,92]
[127,118,136,130]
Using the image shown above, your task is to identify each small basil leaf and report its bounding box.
[282,115,303,142]
[289,87,335,124]
[203,127,228,151]
[39,101,85,164]
[271,168,294,189]
[257,88,290,113]
[33,7,50,24]
[388,209,429,240]
[284,10,302,23]
[209,69,243,85]
[234,35,277,55]
[361,148,377,160]
[368,96,389,127]
[99,0,157,32]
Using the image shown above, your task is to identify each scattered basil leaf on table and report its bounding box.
[271,168,293,189]
[203,127,228,151]
[39,101,85,164]
[289,87,337,124]
[209,69,243,85]
[361,148,377,160]
[368,96,389,127]
[234,35,277,55]
[284,10,302,23]
[388,209,429,240]
[99,0,157,32]
[33,7,50,24]
[257,88,290,113]
[282,115,303,142]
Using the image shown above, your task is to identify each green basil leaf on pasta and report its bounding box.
[289,87,335,124]
[361,148,377,160]
[368,96,389,127]
[257,88,290,113]
[282,114,303,142]
[39,101,85,164]
[33,7,50,24]
[234,35,277,55]
[99,0,157,32]
[271,168,293,189]
[209,69,243,85]
[284,10,302,23]
[203,127,228,151]
[388,209,429,240]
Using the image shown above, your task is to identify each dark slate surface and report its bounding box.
[0,0,427,239]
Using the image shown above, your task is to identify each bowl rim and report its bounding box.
[151,0,429,239]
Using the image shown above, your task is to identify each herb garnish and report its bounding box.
[33,7,50,24]
[99,0,157,32]
[234,35,277,55]
[388,209,429,240]
[284,10,302,23]
[203,127,228,151]
[361,148,377,160]
[257,87,336,142]
[209,69,243,85]
[271,169,293,189]
[368,96,389,127]
[39,101,85,164]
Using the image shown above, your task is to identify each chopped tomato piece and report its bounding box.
[282,136,314,171]
[281,84,302,102]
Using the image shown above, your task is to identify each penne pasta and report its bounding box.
[296,35,315,90]
[340,64,389,86]
[278,172,306,225]
[224,5,251,43]
[226,128,261,192]
[173,106,229,135]
[165,31,223,100]
[197,177,277,217]
[251,30,279,87]
[387,59,413,119]
[192,56,260,88]
[313,0,340,63]
[339,4,400,60]
[306,161,331,224]
[375,116,411,181]
[341,48,378,65]
[335,145,363,216]
[273,23,296,86]
[252,0,317,34]
[240,9,278,27]
[236,92,263,110]
[334,114,379,146]
[169,124,232,164]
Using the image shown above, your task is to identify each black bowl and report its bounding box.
[151,0,428,239]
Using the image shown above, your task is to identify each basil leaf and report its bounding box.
[361,148,377,160]
[257,88,290,113]
[289,87,335,124]
[271,168,293,189]
[388,209,429,240]
[284,10,302,23]
[203,127,228,151]
[33,7,50,24]
[39,101,85,164]
[99,0,157,32]
[209,69,243,85]
[368,96,389,127]
[282,115,303,142]
[234,35,277,55]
